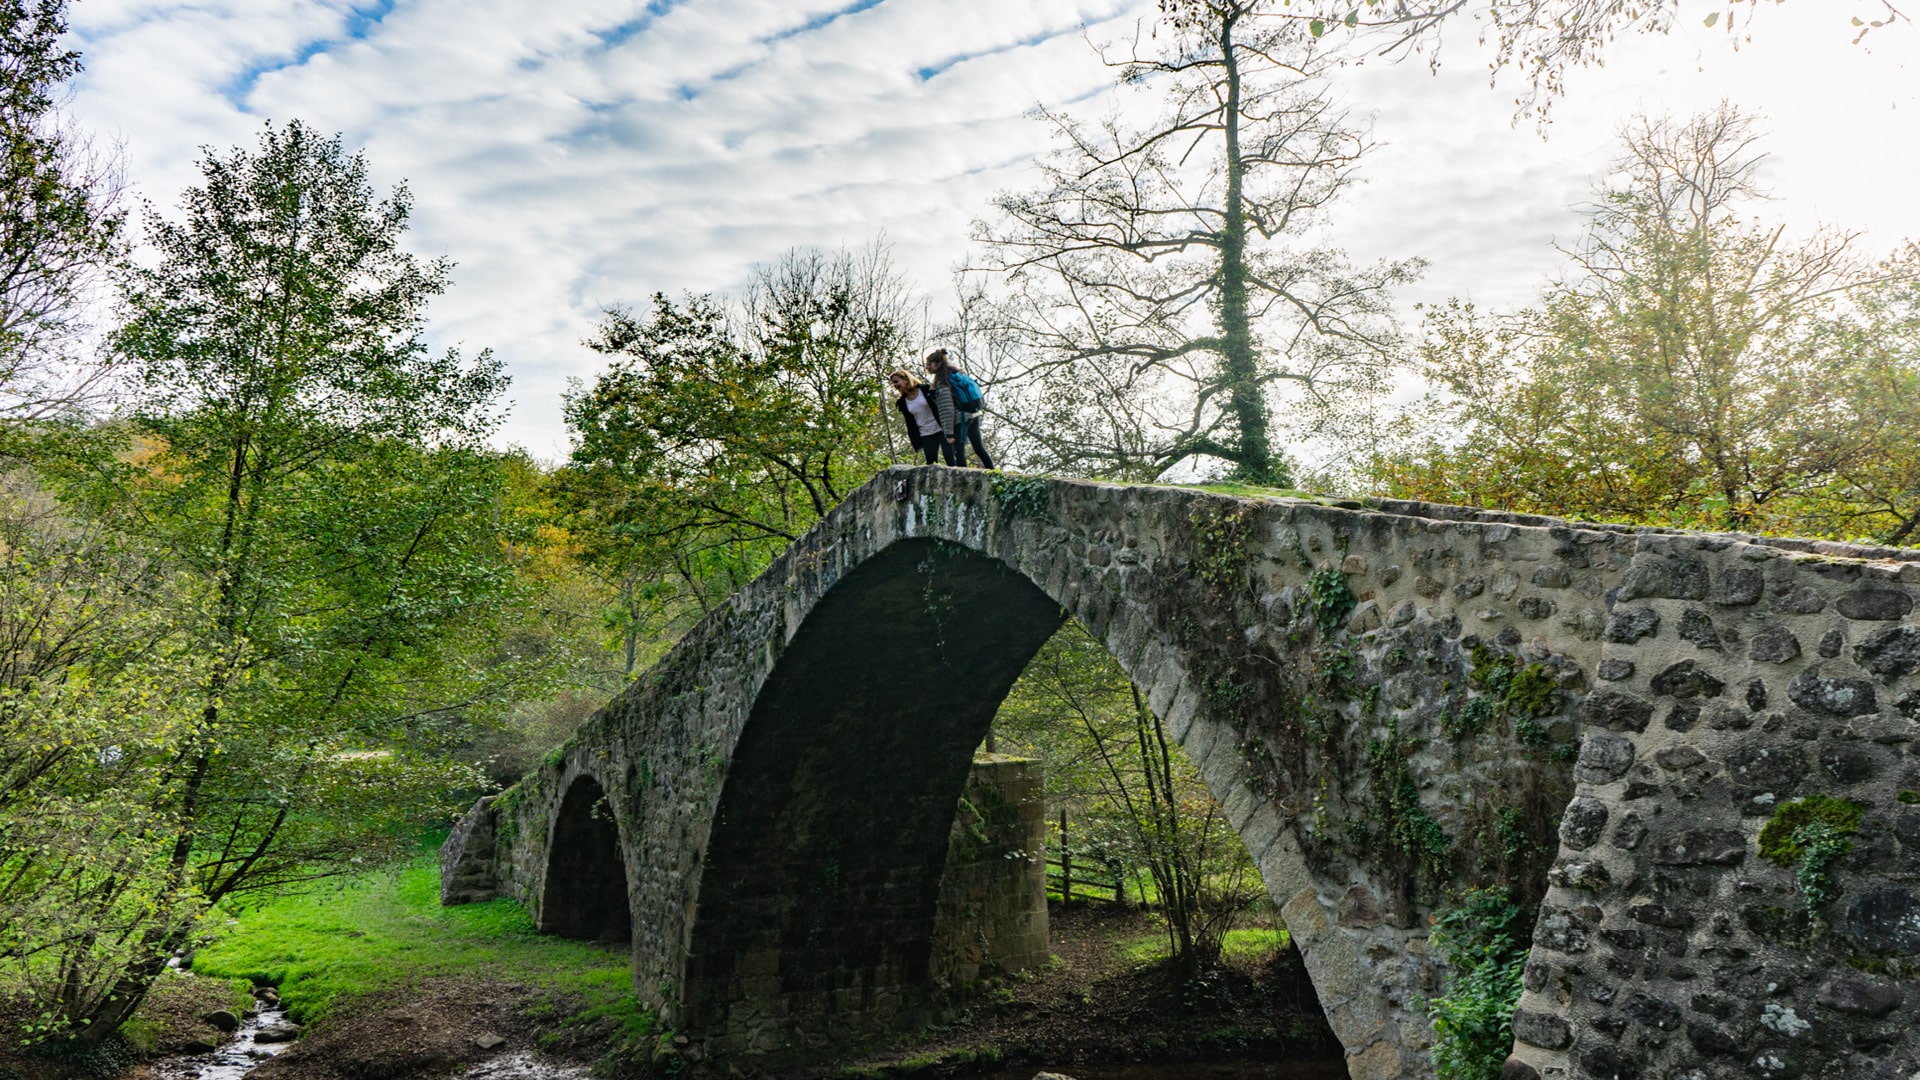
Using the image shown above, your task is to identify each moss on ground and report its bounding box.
[118,971,254,1056]
[1183,482,1360,506]
[1119,927,1292,966]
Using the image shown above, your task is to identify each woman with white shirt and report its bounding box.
[890,368,959,464]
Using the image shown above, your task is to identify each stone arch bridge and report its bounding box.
[441,466,1920,1080]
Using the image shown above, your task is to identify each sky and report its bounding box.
[63,0,1920,459]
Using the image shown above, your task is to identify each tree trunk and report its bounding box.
[1215,8,1275,485]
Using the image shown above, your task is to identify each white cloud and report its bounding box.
[65,0,1920,458]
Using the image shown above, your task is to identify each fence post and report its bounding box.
[1059,807,1072,905]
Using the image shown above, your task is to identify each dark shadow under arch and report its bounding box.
[681,539,1065,1038]
[540,774,631,942]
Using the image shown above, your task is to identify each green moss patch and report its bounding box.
[990,475,1050,518]
[1758,795,1862,867]
[1759,795,1863,918]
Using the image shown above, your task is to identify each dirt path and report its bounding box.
[822,905,1341,1078]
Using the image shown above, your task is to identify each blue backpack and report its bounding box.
[949,371,985,412]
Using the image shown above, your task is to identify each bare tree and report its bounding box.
[1371,104,1920,540]
[1198,0,1913,121]
[975,1,1420,484]
[0,0,125,424]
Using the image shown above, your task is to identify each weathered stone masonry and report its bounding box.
[441,466,1920,1079]
[927,755,1048,988]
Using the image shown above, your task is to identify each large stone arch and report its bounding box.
[538,773,632,942]
[677,540,1064,1044]
[449,466,1920,1079]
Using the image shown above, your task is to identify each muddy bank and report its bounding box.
[815,905,1340,1079]
[238,981,589,1080]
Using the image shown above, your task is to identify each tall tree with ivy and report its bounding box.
[35,120,525,1039]
[1201,0,1910,121]
[975,0,1417,485]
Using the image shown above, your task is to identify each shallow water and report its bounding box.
[151,1006,293,1080]
[968,1060,1349,1080]
[151,1010,1332,1080]
[455,1051,594,1079]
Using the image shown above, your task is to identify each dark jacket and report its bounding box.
[895,388,945,448]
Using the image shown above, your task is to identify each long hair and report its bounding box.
[924,348,954,375]
[889,368,923,399]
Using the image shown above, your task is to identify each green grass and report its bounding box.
[189,851,651,1048]
[1120,927,1292,965]
[1185,482,1359,505]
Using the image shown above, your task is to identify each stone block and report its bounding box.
[1346,1039,1403,1080]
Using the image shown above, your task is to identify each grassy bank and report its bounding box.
[189,851,650,1048]
[178,854,1334,1079]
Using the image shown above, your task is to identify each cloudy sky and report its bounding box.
[64,0,1920,457]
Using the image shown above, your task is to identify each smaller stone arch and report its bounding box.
[538,773,631,942]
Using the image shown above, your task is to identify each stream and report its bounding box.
[150,1009,1339,1080]
[969,1061,1349,1080]
[151,1005,296,1080]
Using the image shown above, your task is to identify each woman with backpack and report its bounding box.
[889,368,960,465]
[923,348,994,470]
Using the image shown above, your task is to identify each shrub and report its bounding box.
[1426,887,1529,1080]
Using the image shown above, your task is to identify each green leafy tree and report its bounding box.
[559,244,914,665]
[25,119,524,1039]
[0,471,206,1042]
[1373,105,1920,541]
[976,1,1418,483]
[1425,887,1530,1080]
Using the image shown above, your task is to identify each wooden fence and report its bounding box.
[1045,807,1126,904]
